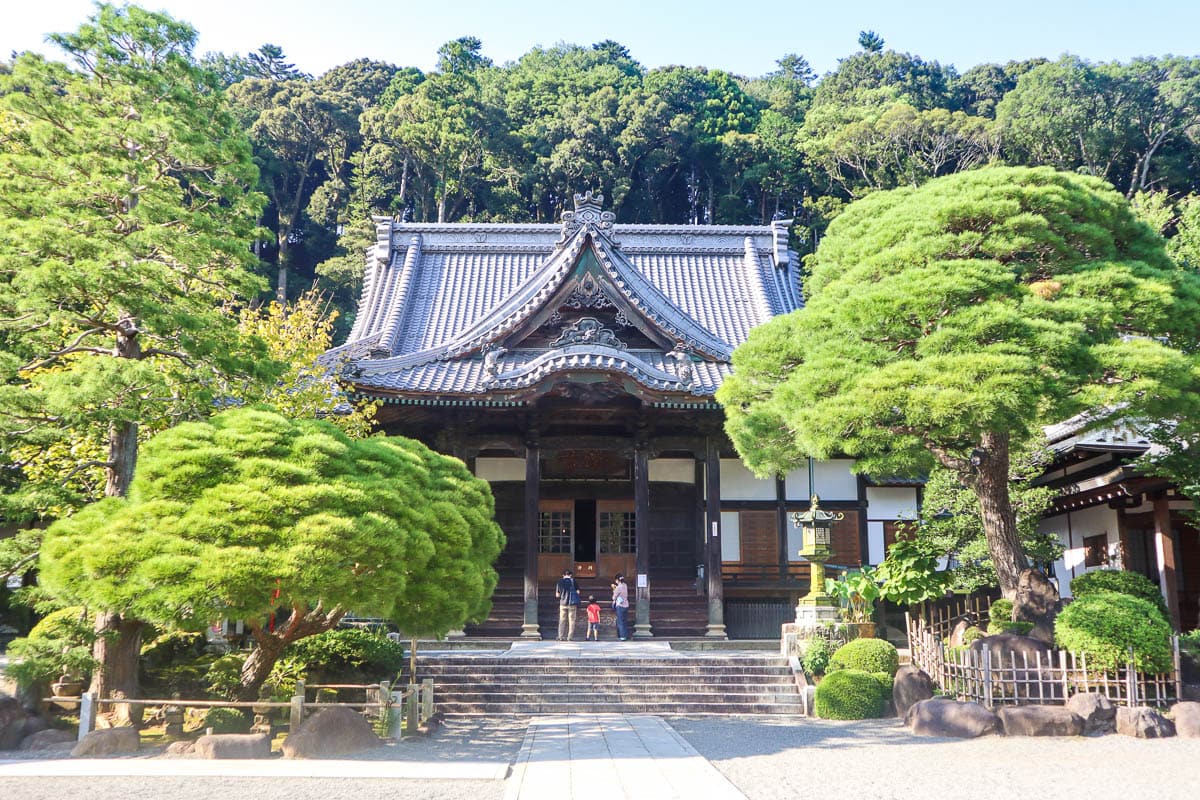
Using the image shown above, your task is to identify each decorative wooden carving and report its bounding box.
[550,317,626,349]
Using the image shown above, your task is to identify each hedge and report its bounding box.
[813,669,888,719]
[829,638,900,676]
[1070,570,1170,619]
[1055,591,1173,672]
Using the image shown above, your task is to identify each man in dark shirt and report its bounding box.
[555,569,580,641]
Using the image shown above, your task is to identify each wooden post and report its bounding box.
[78,692,96,741]
[704,436,726,638]
[981,647,993,708]
[1153,497,1182,630]
[633,439,652,638]
[404,684,418,735]
[1126,648,1138,707]
[421,678,434,721]
[1059,651,1069,703]
[378,680,390,725]
[522,435,541,638]
[1174,636,1183,702]
[289,682,305,733]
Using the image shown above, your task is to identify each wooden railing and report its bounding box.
[906,613,1182,708]
[49,678,435,743]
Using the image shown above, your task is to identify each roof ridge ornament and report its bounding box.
[558,190,616,246]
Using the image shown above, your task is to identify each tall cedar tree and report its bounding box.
[0,5,275,700]
[718,167,1200,597]
[38,407,505,698]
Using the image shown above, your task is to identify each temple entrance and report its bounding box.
[538,498,635,581]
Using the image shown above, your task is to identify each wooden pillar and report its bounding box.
[633,440,653,638]
[1153,496,1181,630]
[704,437,727,638]
[776,477,789,581]
[521,436,541,638]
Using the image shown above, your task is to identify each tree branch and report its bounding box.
[20,328,107,371]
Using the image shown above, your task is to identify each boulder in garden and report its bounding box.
[996,705,1083,736]
[1116,706,1175,739]
[1170,702,1200,738]
[892,666,935,719]
[281,706,383,759]
[908,698,998,738]
[71,727,140,756]
[1066,692,1116,735]
[193,732,272,759]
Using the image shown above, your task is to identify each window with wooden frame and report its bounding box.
[598,500,635,554]
[1083,533,1108,568]
[538,500,573,554]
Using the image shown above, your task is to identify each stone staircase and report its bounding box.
[407,648,803,715]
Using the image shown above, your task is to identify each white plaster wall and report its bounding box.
[720,511,741,561]
[784,459,858,501]
[1040,505,1120,597]
[474,457,525,482]
[786,519,806,563]
[865,487,919,520]
[650,458,694,483]
[867,520,886,565]
[719,459,776,500]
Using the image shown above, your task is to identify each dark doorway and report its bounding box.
[575,499,597,562]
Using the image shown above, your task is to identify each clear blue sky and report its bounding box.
[4,0,1199,78]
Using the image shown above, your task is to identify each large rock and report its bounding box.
[1171,701,1200,738]
[892,665,935,719]
[70,727,140,756]
[1013,569,1059,644]
[948,619,971,648]
[193,732,272,759]
[997,705,1084,736]
[165,741,196,757]
[908,698,998,738]
[1066,693,1117,735]
[281,707,382,759]
[1116,706,1175,739]
[19,728,76,751]
[0,693,26,750]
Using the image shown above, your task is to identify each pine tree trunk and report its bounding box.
[276,235,290,304]
[971,431,1029,599]
[92,320,145,714]
[88,611,144,724]
[238,635,287,701]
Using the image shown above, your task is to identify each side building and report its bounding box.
[1037,415,1198,631]
[326,193,918,638]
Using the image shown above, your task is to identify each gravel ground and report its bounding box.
[669,716,1200,800]
[0,718,525,800]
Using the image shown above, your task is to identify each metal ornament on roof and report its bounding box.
[665,341,695,388]
[549,317,626,349]
[562,272,615,310]
[557,191,616,246]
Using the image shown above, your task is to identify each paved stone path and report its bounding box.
[504,715,745,800]
[0,757,508,780]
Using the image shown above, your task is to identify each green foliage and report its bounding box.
[36,407,504,695]
[987,620,1034,636]
[813,669,888,719]
[203,707,252,734]
[962,626,985,645]
[1054,591,1174,672]
[282,628,405,678]
[874,536,950,606]
[4,606,96,689]
[1070,570,1171,620]
[719,167,1200,595]
[205,654,248,700]
[825,567,880,623]
[828,638,900,677]
[0,2,276,520]
[800,637,833,676]
[140,631,208,670]
[989,599,1014,625]
[871,671,894,701]
[1181,630,1200,654]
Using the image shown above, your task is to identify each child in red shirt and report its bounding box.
[585,595,602,641]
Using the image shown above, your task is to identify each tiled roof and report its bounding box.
[330,196,800,400]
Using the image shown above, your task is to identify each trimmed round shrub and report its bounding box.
[988,620,1034,636]
[282,627,405,680]
[1070,570,1170,619]
[3,607,96,690]
[962,626,985,645]
[988,599,1014,626]
[829,638,900,676]
[800,637,833,676]
[203,707,251,734]
[871,671,894,702]
[1055,591,1173,672]
[813,669,888,719]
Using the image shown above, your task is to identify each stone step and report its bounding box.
[412,658,789,668]
[420,674,795,686]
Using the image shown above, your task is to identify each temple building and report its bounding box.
[327,193,920,639]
